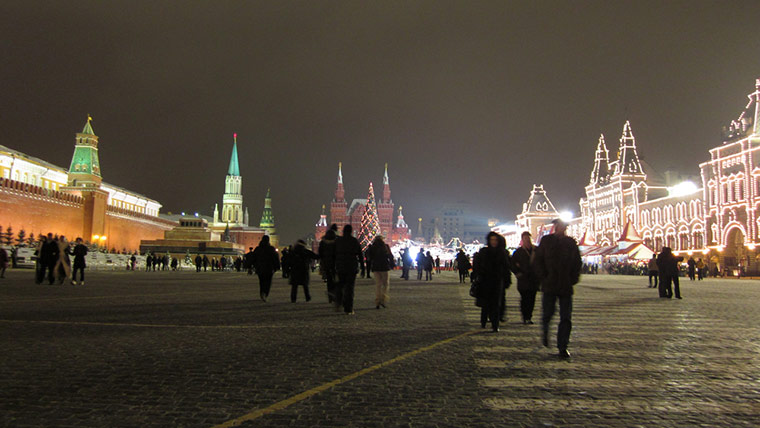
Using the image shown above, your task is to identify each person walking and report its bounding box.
[656,247,683,299]
[687,257,696,281]
[533,219,582,359]
[71,237,88,285]
[54,236,72,284]
[512,231,540,325]
[244,247,255,275]
[401,248,413,280]
[318,227,338,303]
[40,233,59,284]
[435,256,441,274]
[195,255,202,272]
[647,254,659,288]
[456,249,471,283]
[696,258,705,280]
[473,232,511,332]
[289,240,319,303]
[0,246,8,279]
[335,224,363,314]
[34,235,47,283]
[369,235,394,309]
[424,251,434,281]
[202,255,209,272]
[252,235,280,302]
[415,248,426,280]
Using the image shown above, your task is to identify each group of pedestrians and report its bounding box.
[30,233,88,285]
[649,248,684,299]
[471,219,582,359]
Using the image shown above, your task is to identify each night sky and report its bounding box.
[2,1,760,244]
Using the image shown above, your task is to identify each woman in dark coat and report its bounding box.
[289,240,319,303]
[456,250,471,283]
[473,232,511,332]
[252,235,281,302]
[511,231,540,324]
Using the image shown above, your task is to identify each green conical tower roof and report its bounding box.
[68,116,102,184]
[82,115,95,135]
[259,188,275,228]
[228,133,240,176]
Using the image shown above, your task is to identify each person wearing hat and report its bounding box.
[512,231,540,324]
[532,219,582,358]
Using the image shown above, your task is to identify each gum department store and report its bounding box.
[496,78,760,275]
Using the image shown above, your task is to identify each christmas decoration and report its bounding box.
[359,182,381,252]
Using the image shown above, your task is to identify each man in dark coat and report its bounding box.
[656,247,683,299]
[512,231,540,324]
[289,240,319,303]
[474,232,511,332]
[334,224,363,314]
[244,247,255,274]
[71,237,88,285]
[532,219,582,359]
[456,249,471,283]
[252,235,280,302]
[40,233,59,285]
[202,255,209,272]
[318,227,338,303]
[194,255,202,272]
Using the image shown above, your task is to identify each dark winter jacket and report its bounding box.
[473,246,511,299]
[72,244,88,268]
[335,234,363,274]
[289,244,319,286]
[532,234,582,296]
[455,252,471,271]
[369,241,394,272]
[511,246,540,292]
[318,230,337,272]
[252,242,280,275]
[656,249,682,277]
[40,240,59,265]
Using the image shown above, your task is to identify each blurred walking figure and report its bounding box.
[244,247,255,275]
[71,237,88,285]
[400,248,412,280]
[456,249,471,284]
[289,240,319,303]
[415,248,426,280]
[424,251,434,281]
[687,257,696,281]
[647,254,659,288]
[656,247,683,299]
[369,235,394,309]
[252,235,280,302]
[474,232,511,332]
[202,255,209,271]
[696,258,705,280]
[318,225,338,303]
[0,246,8,278]
[34,235,47,283]
[435,256,441,274]
[195,254,202,272]
[40,233,59,284]
[54,236,72,284]
[512,231,539,324]
[533,219,582,359]
[335,224,363,314]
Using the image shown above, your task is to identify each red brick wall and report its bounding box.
[0,179,84,241]
[105,213,175,253]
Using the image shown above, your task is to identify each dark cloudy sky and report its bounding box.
[2,1,760,244]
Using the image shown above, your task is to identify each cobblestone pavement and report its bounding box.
[0,269,758,427]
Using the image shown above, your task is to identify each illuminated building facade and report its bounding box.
[315,163,410,246]
[496,78,760,275]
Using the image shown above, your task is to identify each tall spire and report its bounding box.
[316,204,328,227]
[334,162,345,202]
[589,133,610,185]
[228,133,240,176]
[382,163,391,203]
[613,121,644,177]
[396,206,408,228]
